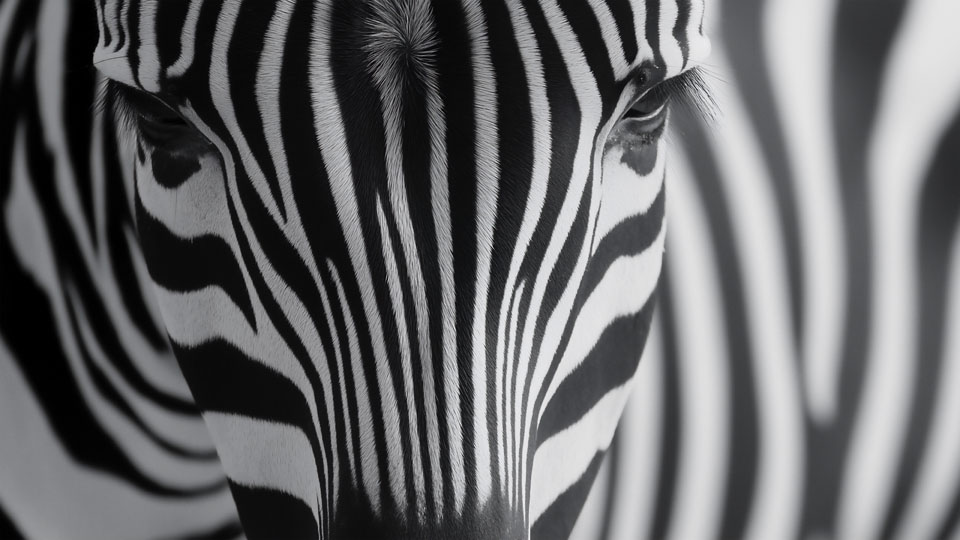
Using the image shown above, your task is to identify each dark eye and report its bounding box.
[616,88,670,143]
[105,82,210,152]
[624,89,669,121]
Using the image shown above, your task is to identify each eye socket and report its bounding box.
[623,89,669,122]
[125,92,194,148]
[102,82,210,152]
[616,87,670,144]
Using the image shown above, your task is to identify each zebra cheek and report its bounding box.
[605,122,661,178]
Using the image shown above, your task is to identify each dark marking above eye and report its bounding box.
[151,150,202,189]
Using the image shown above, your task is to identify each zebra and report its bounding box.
[5,0,959,538]
[1,0,713,538]
[570,1,960,539]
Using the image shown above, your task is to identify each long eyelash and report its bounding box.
[93,79,137,133]
[649,66,720,124]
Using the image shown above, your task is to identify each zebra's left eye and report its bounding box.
[103,81,210,152]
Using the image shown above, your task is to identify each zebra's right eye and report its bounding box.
[621,94,670,143]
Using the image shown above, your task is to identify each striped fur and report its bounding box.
[575,1,960,539]
[2,0,709,538]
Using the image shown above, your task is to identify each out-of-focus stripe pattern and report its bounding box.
[575,0,960,538]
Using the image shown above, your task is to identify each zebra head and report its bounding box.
[91,0,711,537]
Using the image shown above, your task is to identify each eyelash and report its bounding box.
[94,79,188,134]
[93,79,139,134]
[94,68,718,142]
[639,66,719,123]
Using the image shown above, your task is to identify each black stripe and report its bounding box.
[134,185,256,330]
[720,0,803,357]
[63,0,100,250]
[604,0,639,65]
[557,0,618,108]
[599,427,620,540]
[222,176,339,524]
[800,2,908,535]
[101,97,169,350]
[536,294,656,443]
[478,0,535,500]
[155,4,188,77]
[429,0,476,517]
[645,0,663,68]
[227,2,286,220]
[169,519,245,540]
[530,451,606,540]
[329,0,418,516]
[672,0,691,70]
[18,48,197,416]
[280,0,370,507]
[937,486,960,540]
[510,0,586,493]
[0,233,220,497]
[126,0,141,86]
[647,272,681,540]
[397,56,443,521]
[0,502,24,540]
[228,482,318,540]
[173,340,317,442]
[527,182,664,458]
[674,107,760,540]
[64,291,217,460]
[880,104,960,539]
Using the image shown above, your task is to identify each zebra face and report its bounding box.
[92,0,710,538]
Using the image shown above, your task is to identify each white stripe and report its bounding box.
[375,196,426,517]
[461,0,498,508]
[496,0,550,508]
[568,445,611,540]
[707,48,804,540]
[165,0,205,78]
[895,222,960,540]
[135,0,160,92]
[662,146,729,540]
[840,0,960,535]
[538,226,664,413]
[594,130,666,244]
[328,261,382,515]
[657,0,683,76]
[529,383,634,523]
[311,2,404,510]
[71,297,214,455]
[203,412,320,526]
[0,339,238,540]
[585,0,631,78]
[367,16,443,512]
[7,123,220,490]
[764,0,845,423]
[420,9,461,519]
[0,0,20,95]
[609,324,664,540]
[519,0,607,508]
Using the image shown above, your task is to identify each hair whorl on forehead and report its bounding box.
[360,0,439,95]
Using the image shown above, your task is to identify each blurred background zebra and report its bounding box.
[2,0,960,538]
[574,1,960,539]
